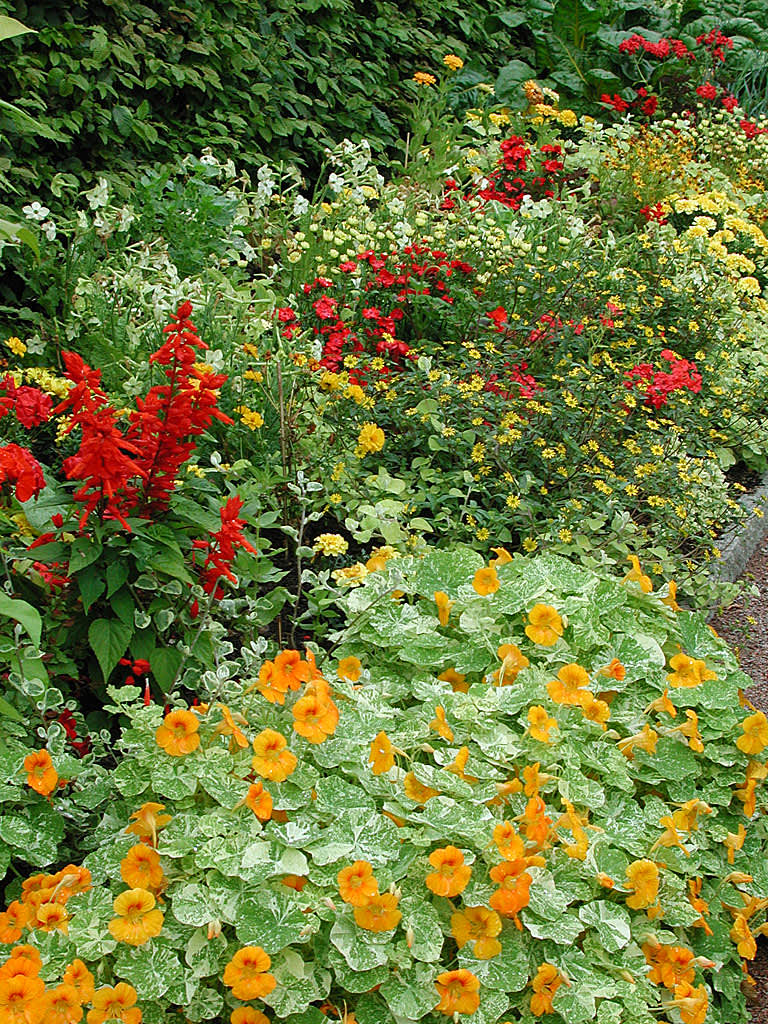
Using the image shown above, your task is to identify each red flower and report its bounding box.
[696,82,717,101]
[195,496,258,598]
[0,443,46,502]
[14,387,53,428]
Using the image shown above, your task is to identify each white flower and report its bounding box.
[328,172,345,194]
[293,194,309,217]
[41,221,57,241]
[22,201,50,221]
[85,177,110,209]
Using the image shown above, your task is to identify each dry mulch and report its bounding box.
[710,538,768,1023]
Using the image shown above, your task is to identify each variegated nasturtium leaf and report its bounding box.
[3,548,766,1024]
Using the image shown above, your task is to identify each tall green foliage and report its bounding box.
[0,0,520,194]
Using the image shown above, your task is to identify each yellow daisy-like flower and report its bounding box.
[413,71,437,87]
[5,336,26,357]
[355,422,385,456]
[443,54,464,71]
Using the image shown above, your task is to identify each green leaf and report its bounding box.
[398,896,444,962]
[0,593,42,647]
[150,647,183,693]
[0,15,35,41]
[236,890,316,953]
[578,902,631,952]
[171,883,219,927]
[78,566,106,613]
[114,939,181,1000]
[330,914,390,970]
[263,950,331,1016]
[380,962,438,1020]
[494,59,537,103]
[88,618,134,682]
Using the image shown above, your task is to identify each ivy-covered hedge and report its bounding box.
[0,0,520,191]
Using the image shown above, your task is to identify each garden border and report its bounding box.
[711,467,768,585]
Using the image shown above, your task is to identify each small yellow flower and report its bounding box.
[355,422,385,457]
[413,71,437,87]
[443,54,464,71]
[313,533,348,556]
[5,336,26,357]
[235,405,264,429]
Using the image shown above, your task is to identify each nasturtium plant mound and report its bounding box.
[1,548,766,1024]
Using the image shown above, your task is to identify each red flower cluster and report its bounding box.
[600,88,658,118]
[741,119,768,140]
[696,27,733,62]
[285,246,475,379]
[53,302,231,529]
[624,350,702,408]
[56,709,91,757]
[618,34,693,60]
[0,375,54,429]
[639,202,668,225]
[0,443,46,502]
[191,496,258,606]
[477,137,564,210]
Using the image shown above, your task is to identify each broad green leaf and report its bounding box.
[263,950,331,1016]
[398,896,444,962]
[88,618,134,682]
[380,961,438,1020]
[0,592,42,647]
[0,15,35,40]
[578,902,631,952]
[236,890,316,953]
[115,939,181,1000]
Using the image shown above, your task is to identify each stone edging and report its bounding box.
[711,467,768,584]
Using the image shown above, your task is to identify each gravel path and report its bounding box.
[710,538,768,1024]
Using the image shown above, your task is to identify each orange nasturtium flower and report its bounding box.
[87,983,142,1024]
[292,692,339,743]
[38,983,82,1024]
[353,892,402,932]
[724,823,746,864]
[645,688,677,718]
[338,861,378,906]
[155,708,200,757]
[666,652,717,689]
[624,555,653,593]
[35,903,69,933]
[252,729,298,782]
[273,649,312,692]
[599,658,626,680]
[524,604,563,646]
[125,802,171,847]
[489,862,533,923]
[547,663,590,705]
[451,906,502,959]
[580,692,611,729]
[429,706,454,742]
[403,772,440,803]
[434,591,454,626]
[369,731,395,775]
[438,667,468,692]
[425,846,472,897]
[472,566,500,596]
[231,1009,271,1024]
[494,644,529,685]
[24,749,58,796]
[736,711,768,755]
[0,901,30,944]
[1,946,41,979]
[62,959,95,1003]
[0,974,45,1023]
[434,969,480,1015]
[625,859,660,910]
[492,821,525,861]
[337,656,362,681]
[664,982,708,1024]
[223,947,276,1001]
[121,844,165,892]
[731,914,757,959]
[214,704,249,749]
[530,963,564,1016]
[245,781,273,822]
[108,888,164,946]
